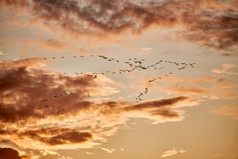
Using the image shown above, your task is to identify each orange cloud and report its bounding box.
[212,64,238,76]
[0,49,4,55]
[25,39,68,51]
[154,75,238,100]
[166,84,208,95]
[19,50,29,58]
[0,0,28,8]
[0,57,47,70]
[161,148,186,158]
[19,127,92,146]
[39,39,68,50]
[0,147,30,159]
[0,147,21,159]
[123,96,190,112]
[213,105,238,120]
[100,147,116,154]
[0,58,199,157]
[1,0,237,52]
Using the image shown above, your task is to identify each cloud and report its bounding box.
[138,47,153,55]
[40,39,67,50]
[0,58,198,157]
[99,96,196,119]
[19,127,93,146]
[1,0,237,51]
[0,63,99,155]
[0,61,97,124]
[86,151,94,155]
[213,105,238,120]
[0,57,47,71]
[141,48,153,52]
[166,84,208,95]
[156,76,238,100]
[25,39,68,51]
[0,0,29,8]
[0,147,21,159]
[123,96,191,111]
[181,10,238,50]
[161,148,186,158]
[100,147,116,153]
[19,50,29,58]
[0,147,29,159]
[120,148,124,152]
[212,64,238,75]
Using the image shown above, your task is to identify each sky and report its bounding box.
[0,0,237,159]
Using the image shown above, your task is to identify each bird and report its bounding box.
[36,55,195,104]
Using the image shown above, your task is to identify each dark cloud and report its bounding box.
[0,0,29,7]
[0,58,193,125]
[0,58,96,124]
[182,11,238,50]
[0,58,198,155]
[150,109,179,118]
[100,96,193,119]
[1,0,237,51]
[0,147,22,159]
[123,96,188,111]
[29,0,178,35]
[19,127,92,146]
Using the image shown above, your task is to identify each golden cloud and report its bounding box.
[213,105,238,120]
[0,58,199,157]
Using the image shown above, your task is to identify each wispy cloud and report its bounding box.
[19,50,29,58]
[166,84,208,95]
[161,148,186,158]
[212,64,238,76]
[213,105,238,120]
[0,57,47,70]
[141,48,153,52]
[100,147,116,153]
[155,76,238,100]
[138,47,154,55]
[25,39,68,51]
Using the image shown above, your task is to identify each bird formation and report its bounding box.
[135,72,174,103]
[33,91,75,115]
[33,54,195,113]
[48,54,194,75]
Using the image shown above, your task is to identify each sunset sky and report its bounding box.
[0,0,238,159]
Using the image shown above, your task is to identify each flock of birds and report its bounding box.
[33,54,195,114]
[45,54,195,75]
[33,91,74,115]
